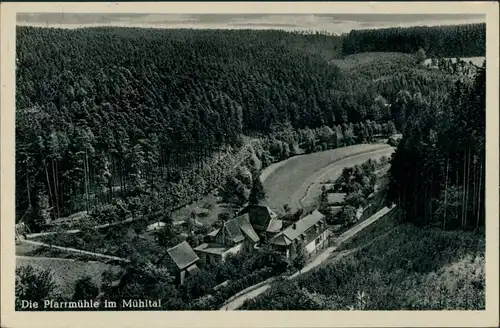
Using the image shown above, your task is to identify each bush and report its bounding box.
[202,202,215,210]
[73,275,100,300]
[292,244,308,270]
[133,220,148,234]
[16,265,59,310]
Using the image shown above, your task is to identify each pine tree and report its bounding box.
[249,175,266,205]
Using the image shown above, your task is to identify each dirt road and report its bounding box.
[20,239,129,263]
[220,205,396,310]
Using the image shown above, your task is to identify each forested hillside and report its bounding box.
[15,21,487,312]
[15,24,481,232]
[387,64,485,229]
[16,27,346,227]
[241,214,485,310]
[342,23,485,57]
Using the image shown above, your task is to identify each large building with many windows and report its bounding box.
[269,210,329,259]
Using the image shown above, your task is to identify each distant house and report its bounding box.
[195,214,260,265]
[160,241,200,285]
[270,210,329,259]
[147,221,166,231]
[239,205,283,241]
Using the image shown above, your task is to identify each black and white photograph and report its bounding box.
[1,2,499,328]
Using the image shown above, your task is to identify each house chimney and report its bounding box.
[292,223,297,229]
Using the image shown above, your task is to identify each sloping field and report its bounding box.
[261,144,391,212]
[301,147,394,208]
[241,213,485,310]
[16,256,121,298]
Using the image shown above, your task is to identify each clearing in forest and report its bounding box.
[261,144,392,212]
[329,52,415,70]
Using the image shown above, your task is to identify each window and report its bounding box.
[316,234,323,244]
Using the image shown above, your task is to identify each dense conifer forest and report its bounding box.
[16,23,485,233]
[342,23,485,57]
[15,20,487,312]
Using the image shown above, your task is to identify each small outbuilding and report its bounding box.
[161,241,200,285]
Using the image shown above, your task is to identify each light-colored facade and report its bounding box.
[270,210,329,259]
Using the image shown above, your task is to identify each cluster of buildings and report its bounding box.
[162,204,331,285]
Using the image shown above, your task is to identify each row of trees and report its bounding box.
[342,23,485,58]
[387,63,485,230]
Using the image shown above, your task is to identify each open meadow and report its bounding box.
[261,144,392,212]
[300,147,395,208]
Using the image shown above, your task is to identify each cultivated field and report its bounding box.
[16,256,121,298]
[301,147,395,208]
[261,144,392,212]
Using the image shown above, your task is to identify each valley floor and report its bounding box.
[261,143,393,212]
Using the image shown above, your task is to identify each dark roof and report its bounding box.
[237,215,260,243]
[270,210,326,246]
[218,214,260,244]
[242,205,280,232]
[270,233,289,247]
[224,217,245,242]
[167,241,200,270]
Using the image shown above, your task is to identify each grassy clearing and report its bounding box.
[16,243,41,256]
[171,193,223,227]
[330,52,415,72]
[301,148,394,208]
[262,144,390,212]
[16,257,121,298]
[18,244,107,262]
